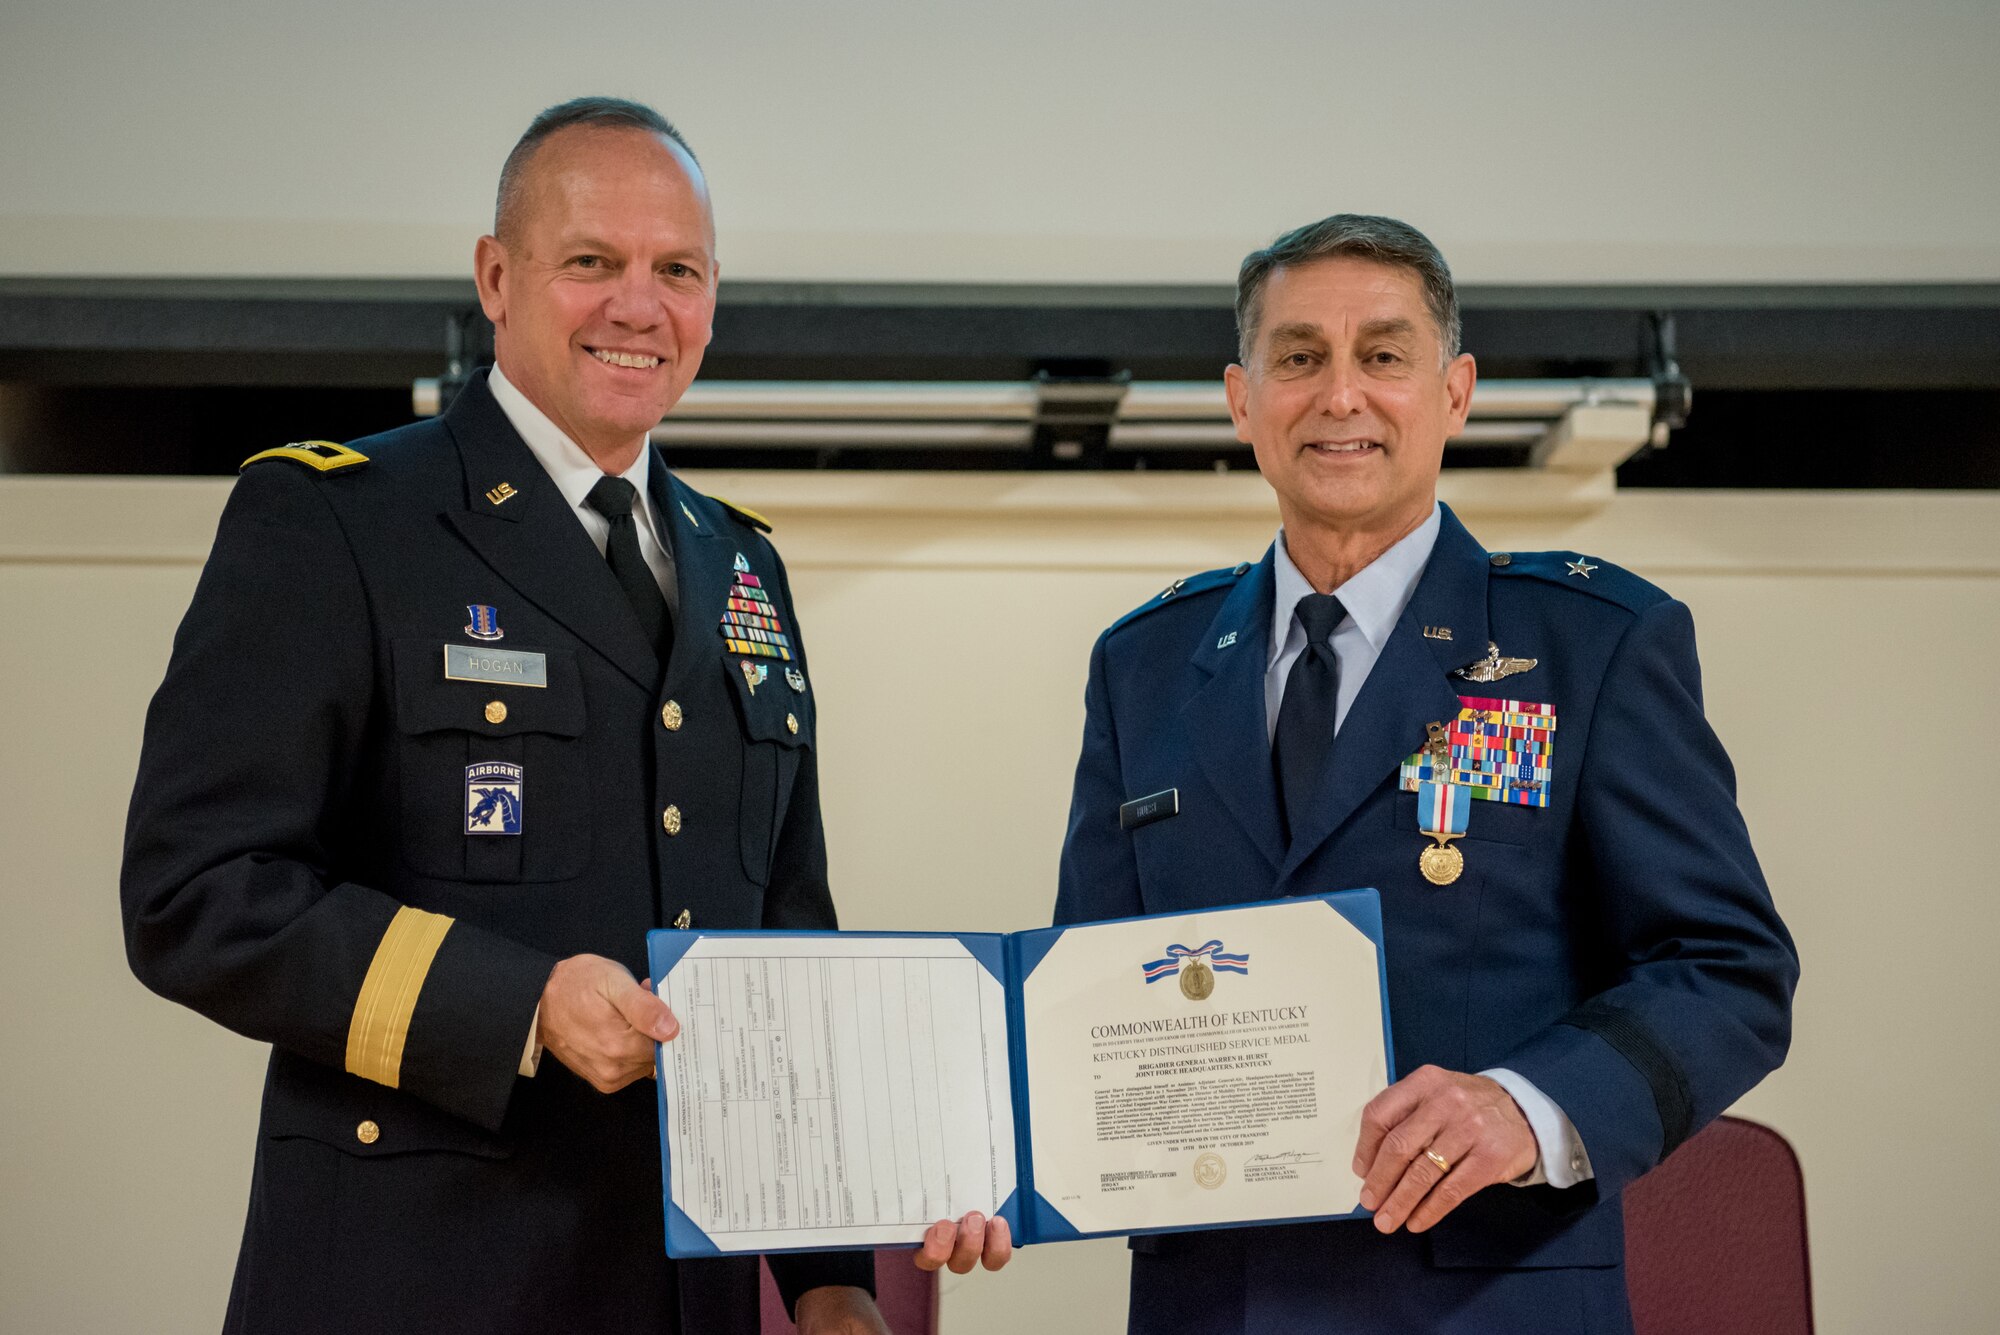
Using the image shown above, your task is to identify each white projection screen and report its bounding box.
[2,0,1997,286]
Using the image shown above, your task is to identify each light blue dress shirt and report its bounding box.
[1266,504,1593,1189]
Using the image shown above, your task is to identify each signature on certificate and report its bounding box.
[1248,1150,1324,1166]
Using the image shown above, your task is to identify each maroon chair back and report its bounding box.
[760,1251,937,1335]
[1623,1115,1813,1335]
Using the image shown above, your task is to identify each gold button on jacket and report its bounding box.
[483,700,507,724]
[356,1119,380,1145]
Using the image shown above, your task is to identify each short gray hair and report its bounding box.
[1234,214,1461,367]
[495,96,698,242]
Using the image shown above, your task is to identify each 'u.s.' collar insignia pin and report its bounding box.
[1216,631,1238,649]
[485,482,517,506]
[733,552,751,573]
[464,604,504,641]
[681,501,699,528]
[1423,625,1453,641]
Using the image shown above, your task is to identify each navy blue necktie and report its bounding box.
[1272,593,1347,847]
[585,475,674,665]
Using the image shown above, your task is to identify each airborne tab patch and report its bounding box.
[465,761,524,835]
[240,440,370,473]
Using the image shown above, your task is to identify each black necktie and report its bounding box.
[585,475,674,665]
[1272,592,1347,847]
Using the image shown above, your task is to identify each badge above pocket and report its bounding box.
[723,654,813,749]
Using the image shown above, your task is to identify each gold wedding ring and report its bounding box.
[1423,1148,1452,1174]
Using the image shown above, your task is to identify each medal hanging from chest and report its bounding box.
[1416,775,1470,886]
[1404,698,1559,886]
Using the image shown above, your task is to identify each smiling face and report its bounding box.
[1225,256,1475,549]
[474,126,717,465]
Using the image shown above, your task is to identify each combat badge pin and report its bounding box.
[464,604,504,641]
[785,667,806,693]
[465,761,524,835]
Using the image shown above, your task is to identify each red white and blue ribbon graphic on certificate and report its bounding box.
[1141,940,1250,983]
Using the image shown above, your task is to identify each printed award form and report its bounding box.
[649,889,1392,1255]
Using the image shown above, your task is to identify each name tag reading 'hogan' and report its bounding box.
[443,644,548,688]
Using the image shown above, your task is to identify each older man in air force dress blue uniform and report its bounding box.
[1056,215,1797,1334]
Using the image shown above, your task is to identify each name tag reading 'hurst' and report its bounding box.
[1120,788,1179,831]
[443,644,548,688]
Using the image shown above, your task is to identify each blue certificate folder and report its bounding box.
[648,888,1392,1257]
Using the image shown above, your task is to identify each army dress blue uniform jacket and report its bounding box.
[122,371,872,1333]
[1055,505,1797,1335]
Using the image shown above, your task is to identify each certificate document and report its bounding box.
[648,889,1391,1255]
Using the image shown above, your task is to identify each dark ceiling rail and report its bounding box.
[1,278,1997,393]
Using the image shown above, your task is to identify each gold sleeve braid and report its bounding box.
[344,906,455,1088]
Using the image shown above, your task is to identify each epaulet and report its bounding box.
[1486,549,1669,614]
[240,441,370,474]
[708,494,773,532]
[1107,561,1252,635]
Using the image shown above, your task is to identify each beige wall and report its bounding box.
[4,0,2000,284]
[2,475,1995,1333]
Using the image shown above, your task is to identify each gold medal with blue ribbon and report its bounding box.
[1417,778,1470,886]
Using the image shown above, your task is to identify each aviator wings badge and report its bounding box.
[1453,641,1538,683]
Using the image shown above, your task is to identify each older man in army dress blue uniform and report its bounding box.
[122,98,1002,1335]
[1056,215,1798,1334]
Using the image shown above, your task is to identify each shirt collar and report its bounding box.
[1268,502,1443,664]
[488,362,654,518]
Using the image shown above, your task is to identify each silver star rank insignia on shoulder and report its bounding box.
[1453,642,1539,683]
[1566,556,1599,578]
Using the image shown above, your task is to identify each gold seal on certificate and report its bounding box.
[1180,956,1214,1000]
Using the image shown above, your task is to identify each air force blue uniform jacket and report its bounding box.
[1055,504,1797,1334]
[121,372,872,1333]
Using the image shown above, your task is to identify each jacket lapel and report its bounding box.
[652,465,732,698]
[440,372,661,693]
[1279,505,1491,880]
[1182,549,1286,875]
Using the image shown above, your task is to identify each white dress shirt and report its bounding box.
[487,363,680,1077]
[1265,504,1593,1189]
[489,363,679,613]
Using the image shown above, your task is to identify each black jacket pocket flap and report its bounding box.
[722,655,813,748]
[394,639,585,739]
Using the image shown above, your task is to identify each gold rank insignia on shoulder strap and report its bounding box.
[708,494,773,532]
[239,440,371,473]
